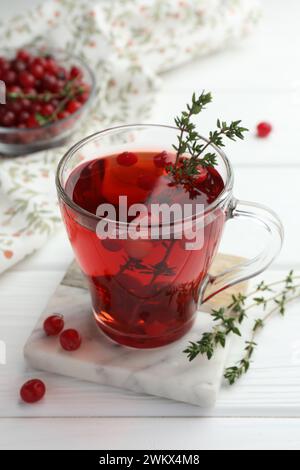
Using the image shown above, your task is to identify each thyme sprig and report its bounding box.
[184,271,300,384]
[169,91,248,183]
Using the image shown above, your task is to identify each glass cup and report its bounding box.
[56,125,284,348]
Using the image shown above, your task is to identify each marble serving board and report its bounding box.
[24,254,248,407]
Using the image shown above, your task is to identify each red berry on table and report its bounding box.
[117,151,138,167]
[19,71,35,89]
[20,379,46,404]
[60,329,82,351]
[257,122,272,138]
[43,314,65,336]
[66,100,82,114]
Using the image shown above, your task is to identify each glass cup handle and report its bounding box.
[200,198,284,304]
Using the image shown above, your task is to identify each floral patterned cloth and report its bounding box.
[0,0,260,273]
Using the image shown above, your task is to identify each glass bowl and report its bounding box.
[0,48,96,157]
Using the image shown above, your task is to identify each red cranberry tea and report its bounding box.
[62,151,225,348]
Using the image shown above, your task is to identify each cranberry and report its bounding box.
[18,110,30,124]
[31,102,43,114]
[0,111,16,127]
[153,151,169,168]
[30,63,44,79]
[43,314,65,336]
[60,329,82,351]
[257,122,272,138]
[32,57,46,68]
[26,114,39,128]
[117,152,138,167]
[45,58,59,75]
[7,100,22,114]
[20,98,31,110]
[19,71,35,89]
[102,238,123,252]
[3,70,17,85]
[11,60,27,73]
[137,174,156,191]
[20,379,46,404]
[70,66,82,79]
[78,92,89,104]
[41,103,55,117]
[66,100,82,114]
[17,49,31,63]
[7,85,21,94]
[57,111,70,120]
[41,74,57,92]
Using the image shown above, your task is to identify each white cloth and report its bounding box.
[0,0,260,273]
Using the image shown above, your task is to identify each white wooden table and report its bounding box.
[1,0,300,450]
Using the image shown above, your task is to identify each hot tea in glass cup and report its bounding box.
[56,125,283,348]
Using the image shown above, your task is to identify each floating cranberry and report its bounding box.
[19,71,35,89]
[102,238,123,252]
[43,314,65,336]
[257,122,272,138]
[117,152,138,167]
[20,379,46,404]
[66,100,82,114]
[60,329,82,351]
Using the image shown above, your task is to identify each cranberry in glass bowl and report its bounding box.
[0,48,96,156]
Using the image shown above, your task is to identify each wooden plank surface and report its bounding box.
[1,0,300,450]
